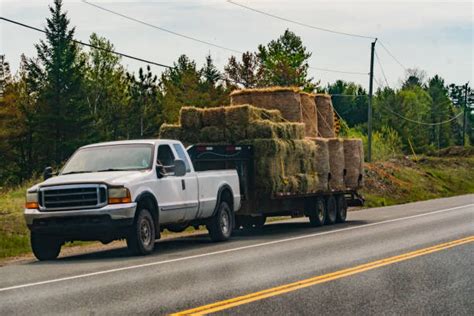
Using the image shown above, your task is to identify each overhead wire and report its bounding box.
[378,40,406,71]
[227,0,375,40]
[81,0,244,54]
[374,50,390,87]
[0,17,172,69]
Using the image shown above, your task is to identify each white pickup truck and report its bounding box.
[24,140,241,260]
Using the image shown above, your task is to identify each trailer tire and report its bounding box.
[31,232,62,261]
[325,195,337,225]
[309,198,326,227]
[207,201,233,242]
[336,194,348,223]
[127,207,155,255]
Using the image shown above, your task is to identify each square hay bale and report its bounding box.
[201,106,226,127]
[199,126,226,143]
[246,120,278,139]
[180,127,200,145]
[180,107,202,129]
[343,138,364,189]
[264,109,285,122]
[159,124,182,140]
[225,104,263,127]
[315,94,335,138]
[230,87,303,122]
[300,92,318,137]
[308,137,330,192]
[327,138,345,190]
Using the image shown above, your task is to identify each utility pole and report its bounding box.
[462,82,469,147]
[367,39,377,162]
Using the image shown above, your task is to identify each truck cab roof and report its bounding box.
[81,139,182,149]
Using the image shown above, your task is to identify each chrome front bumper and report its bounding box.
[24,203,137,225]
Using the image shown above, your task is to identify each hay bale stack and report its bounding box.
[300,92,318,137]
[201,106,226,127]
[159,124,182,140]
[230,87,303,122]
[315,94,335,138]
[343,139,364,189]
[327,138,345,191]
[308,137,330,192]
[179,107,202,129]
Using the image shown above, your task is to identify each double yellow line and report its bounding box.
[172,235,474,315]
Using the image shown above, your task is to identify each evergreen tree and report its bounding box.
[224,51,263,88]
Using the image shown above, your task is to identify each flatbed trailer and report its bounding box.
[188,144,364,229]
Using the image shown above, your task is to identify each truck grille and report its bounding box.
[39,184,107,211]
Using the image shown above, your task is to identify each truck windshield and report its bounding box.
[61,144,154,175]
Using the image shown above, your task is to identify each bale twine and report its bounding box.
[179,107,202,129]
[230,87,303,122]
[308,137,330,192]
[300,92,318,137]
[343,138,364,189]
[327,138,345,190]
[315,94,335,138]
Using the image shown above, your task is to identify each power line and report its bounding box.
[378,40,406,71]
[0,17,172,69]
[81,0,244,54]
[309,66,368,76]
[374,50,390,87]
[227,0,375,40]
[380,103,463,126]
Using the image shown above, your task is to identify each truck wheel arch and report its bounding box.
[213,185,234,217]
[135,191,159,229]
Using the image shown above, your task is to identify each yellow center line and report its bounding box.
[171,235,474,315]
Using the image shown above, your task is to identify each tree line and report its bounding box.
[0,0,472,186]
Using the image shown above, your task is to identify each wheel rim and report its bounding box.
[220,209,230,235]
[317,202,325,222]
[140,216,152,246]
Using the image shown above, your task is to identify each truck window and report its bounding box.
[157,145,175,174]
[173,144,191,172]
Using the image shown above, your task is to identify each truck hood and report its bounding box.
[29,170,150,191]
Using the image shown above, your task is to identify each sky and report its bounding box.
[1,0,472,90]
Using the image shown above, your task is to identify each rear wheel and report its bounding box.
[309,198,326,227]
[207,201,233,242]
[31,232,62,261]
[325,195,337,225]
[127,207,155,255]
[336,194,348,223]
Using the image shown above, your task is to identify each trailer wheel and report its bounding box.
[336,194,348,223]
[207,201,233,242]
[127,207,156,255]
[325,195,337,225]
[309,198,326,227]
[31,232,62,261]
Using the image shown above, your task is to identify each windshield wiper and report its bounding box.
[61,171,91,175]
[96,168,130,172]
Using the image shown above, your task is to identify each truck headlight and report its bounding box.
[108,187,132,204]
[25,191,39,209]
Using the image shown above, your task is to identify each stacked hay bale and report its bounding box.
[307,137,330,192]
[300,92,318,137]
[343,139,364,189]
[315,94,335,138]
[327,138,345,191]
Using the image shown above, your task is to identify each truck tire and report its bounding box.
[31,232,61,261]
[127,207,155,255]
[207,201,233,242]
[309,198,326,227]
[336,194,348,223]
[325,195,337,225]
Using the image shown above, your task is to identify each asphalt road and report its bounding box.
[0,194,473,315]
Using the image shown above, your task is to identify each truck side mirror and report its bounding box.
[156,165,166,179]
[174,159,186,177]
[43,166,53,180]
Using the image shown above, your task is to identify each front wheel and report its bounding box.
[207,201,233,242]
[31,232,62,261]
[127,207,156,255]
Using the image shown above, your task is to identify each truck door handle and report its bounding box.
[181,179,186,190]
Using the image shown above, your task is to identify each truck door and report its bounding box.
[172,143,199,221]
[153,144,187,224]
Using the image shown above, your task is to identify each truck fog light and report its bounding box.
[108,187,132,204]
[25,191,39,209]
